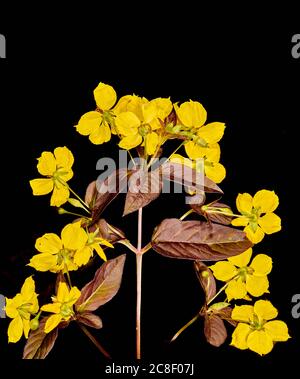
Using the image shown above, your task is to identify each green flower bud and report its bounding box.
[30,318,39,331]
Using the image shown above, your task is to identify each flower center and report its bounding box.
[60,303,73,318]
[237,266,254,281]
[138,124,150,137]
[57,249,72,265]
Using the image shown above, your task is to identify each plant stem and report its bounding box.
[78,323,111,359]
[207,282,229,306]
[136,207,143,359]
[179,208,194,220]
[170,313,200,342]
[165,140,185,163]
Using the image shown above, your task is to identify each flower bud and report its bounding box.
[30,318,39,331]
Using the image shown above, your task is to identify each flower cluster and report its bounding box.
[75,83,226,183]
[208,189,287,355]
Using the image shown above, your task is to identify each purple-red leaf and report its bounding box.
[204,314,227,347]
[152,218,253,261]
[191,202,233,225]
[194,261,216,302]
[23,317,58,359]
[85,169,130,222]
[89,219,126,243]
[161,162,223,194]
[123,170,163,216]
[76,254,126,312]
[76,312,103,329]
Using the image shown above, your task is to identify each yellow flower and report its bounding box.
[74,228,113,266]
[210,248,272,301]
[231,190,281,244]
[231,300,290,355]
[174,100,225,144]
[29,222,112,272]
[41,282,81,333]
[75,82,116,144]
[184,142,226,183]
[115,97,172,155]
[29,222,87,273]
[29,147,74,207]
[5,277,39,343]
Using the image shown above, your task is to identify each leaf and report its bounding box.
[68,198,88,211]
[204,314,227,347]
[191,202,233,225]
[208,302,230,311]
[194,261,216,302]
[215,306,238,327]
[89,219,126,243]
[23,317,58,359]
[85,169,130,223]
[161,162,223,194]
[152,218,253,261]
[76,254,126,312]
[123,169,163,216]
[76,312,103,329]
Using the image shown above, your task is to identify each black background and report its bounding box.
[0,6,299,376]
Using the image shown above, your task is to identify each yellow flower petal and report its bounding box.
[61,223,87,251]
[67,287,81,306]
[204,161,226,183]
[254,300,278,321]
[115,111,140,136]
[225,278,247,301]
[89,123,111,145]
[236,193,253,214]
[37,152,56,176]
[93,82,116,110]
[75,111,102,135]
[74,246,92,266]
[253,190,279,214]
[119,133,143,150]
[203,143,221,162]
[44,314,63,333]
[5,297,21,318]
[21,277,35,300]
[50,186,70,207]
[198,122,226,144]
[228,248,252,267]
[22,319,30,339]
[8,315,23,343]
[30,178,54,196]
[231,216,249,227]
[258,213,281,234]
[246,275,269,297]
[41,303,61,314]
[94,244,107,261]
[244,225,265,244]
[142,101,157,123]
[151,97,172,120]
[54,147,74,170]
[250,254,272,276]
[28,253,58,272]
[210,261,237,281]
[175,101,207,128]
[264,320,290,341]
[230,323,251,350]
[97,238,114,248]
[170,154,194,168]
[145,132,159,155]
[57,282,69,303]
[247,330,273,355]
[35,233,62,254]
[231,304,255,322]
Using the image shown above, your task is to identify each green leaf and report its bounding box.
[68,198,88,210]
[208,302,230,311]
[152,218,253,261]
[75,254,126,312]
